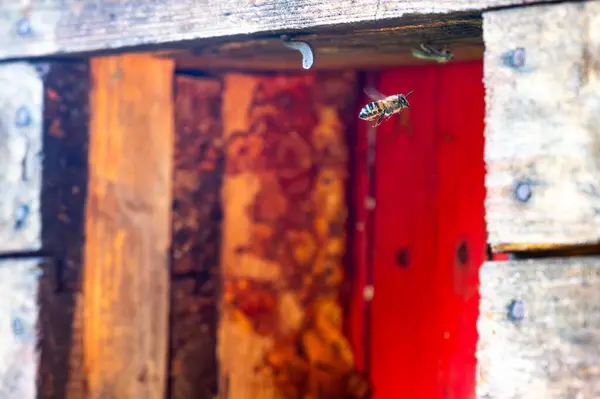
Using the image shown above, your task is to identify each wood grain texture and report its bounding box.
[169,75,223,399]
[484,1,600,251]
[0,0,577,60]
[477,257,600,398]
[0,63,43,252]
[219,72,368,399]
[84,53,174,399]
[0,258,43,399]
[170,15,484,72]
[37,61,90,399]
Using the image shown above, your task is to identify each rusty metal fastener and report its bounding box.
[281,35,315,70]
[504,47,526,69]
[15,18,32,37]
[15,106,31,127]
[507,299,525,322]
[514,179,532,203]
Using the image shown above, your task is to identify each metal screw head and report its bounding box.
[504,47,526,69]
[507,299,525,322]
[514,180,532,203]
[15,106,31,127]
[15,18,32,37]
[14,203,30,230]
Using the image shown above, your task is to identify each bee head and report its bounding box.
[397,91,412,108]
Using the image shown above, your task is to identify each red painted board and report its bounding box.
[350,61,486,399]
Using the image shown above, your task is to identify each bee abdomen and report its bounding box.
[358,101,382,120]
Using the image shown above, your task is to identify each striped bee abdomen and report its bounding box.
[358,101,383,120]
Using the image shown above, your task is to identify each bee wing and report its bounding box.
[364,87,388,101]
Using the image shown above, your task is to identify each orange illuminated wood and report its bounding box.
[83,53,174,399]
[218,72,369,399]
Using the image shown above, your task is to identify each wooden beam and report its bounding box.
[0,61,90,398]
[84,53,174,399]
[477,257,600,398]
[169,75,223,398]
[0,0,582,60]
[483,1,600,252]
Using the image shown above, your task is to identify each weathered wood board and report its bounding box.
[0,259,43,399]
[169,75,223,399]
[218,72,369,399]
[483,1,600,251]
[0,0,580,60]
[0,62,43,252]
[37,61,90,399]
[83,53,174,399]
[477,257,600,398]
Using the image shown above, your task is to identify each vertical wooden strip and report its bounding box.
[219,72,368,399]
[85,54,174,399]
[0,259,43,399]
[434,61,486,399]
[169,75,224,399]
[38,61,90,399]
[370,65,438,399]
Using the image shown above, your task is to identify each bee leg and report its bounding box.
[373,113,386,127]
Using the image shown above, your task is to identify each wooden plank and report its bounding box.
[170,15,484,72]
[84,53,174,399]
[0,62,43,252]
[218,72,369,399]
[476,257,600,399]
[169,75,223,399]
[0,258,44,399]
[483,1,600,251]
[37,61,90,399]
[0,0,579,60]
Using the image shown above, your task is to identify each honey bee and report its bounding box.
[358,87,413,127]
[411,43,454,63]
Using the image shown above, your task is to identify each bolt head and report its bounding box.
[15,18,31,37]
[507,299,525,322]
[514,180,532,203]
[15,106,31,127]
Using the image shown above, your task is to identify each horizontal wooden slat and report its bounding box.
[483,1,600,251]
[0,63,43,252]
[0,0,581,60]
[0,258,44,399]
[477,257,600,398]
